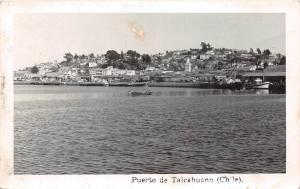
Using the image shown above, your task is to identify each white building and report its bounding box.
[145,66,158,72]
[89,68,103,75]
[241,54,253,58]
[90,68,104,82]
[206,50,215,55]
[103,66,114,76]
[199,54,210,60]
[124,70,135,76]
[102,66,135,76]
[88,62,97,68]
[185,57,192,72]
[191,55,198,59]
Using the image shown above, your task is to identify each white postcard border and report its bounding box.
[0,1,299,189]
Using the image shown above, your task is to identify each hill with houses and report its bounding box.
[14,42,286,84]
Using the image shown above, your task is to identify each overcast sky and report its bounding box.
[14,13,285,69]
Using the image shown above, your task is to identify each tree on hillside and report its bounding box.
[64,53,74,63]
[74,54,79,60]
[263,49,271,56]
[141,54,151,64]
[217,62,224,70]
[127,50,140,59]
[255,59,262,69]
[207,43,212,50]
[249,48,254,54]
[201,42,208,53]
[31,66,39,73]
[257,48,261,54]
[169,63,180,71]
[100,64,109,69]
[120,51,124,59]
[200,42,213,53]
[89,53,95,60]
[105,50,121,61]
[80,54,87,60]
[123,50,141,70]
[229,57,241,67]
[279,56,286,65]
[114,60,126,69]
[263,61,268,69]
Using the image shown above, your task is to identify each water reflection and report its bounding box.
[15,86,276,102]
[152,88,270,97]
[253,89,269,95]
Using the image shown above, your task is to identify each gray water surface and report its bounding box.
[14,85,286,174]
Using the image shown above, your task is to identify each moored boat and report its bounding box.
[245,78,271,89]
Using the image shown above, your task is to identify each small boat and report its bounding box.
[102,79,109,87]
[246,78,271,89]
[128,88,153,96]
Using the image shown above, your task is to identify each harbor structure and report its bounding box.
[242,72,285,83]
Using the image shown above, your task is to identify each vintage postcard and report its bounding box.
[0,0,299,189]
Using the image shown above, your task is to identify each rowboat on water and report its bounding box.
[128,84,153,96]
[128,90,153,96]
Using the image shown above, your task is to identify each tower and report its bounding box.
[185,57,192,72]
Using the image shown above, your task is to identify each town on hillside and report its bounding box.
[14,42,286,90]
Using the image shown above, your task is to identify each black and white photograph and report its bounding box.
[13,13,286,174]
[1,1,300,188]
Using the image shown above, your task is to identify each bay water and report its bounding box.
[14,85,286,174]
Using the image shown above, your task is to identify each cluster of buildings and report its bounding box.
[149,47,285,84]
[14,45,285,84]
[14,65,138,83]
[151,48,284,72]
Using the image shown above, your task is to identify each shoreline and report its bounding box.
[13,81,223,88]
[13,81,285,93]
